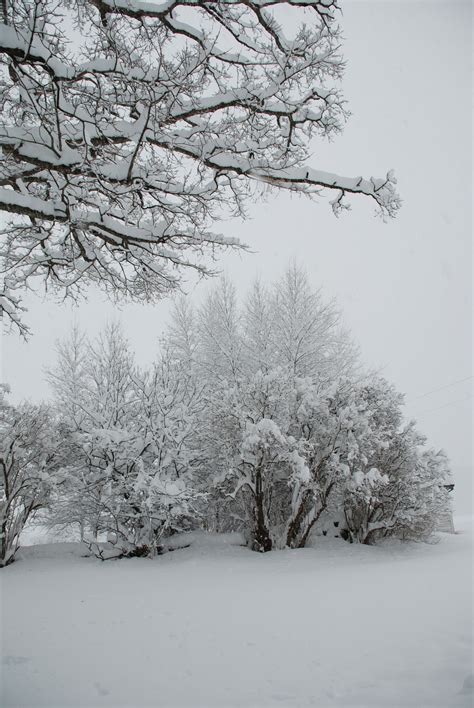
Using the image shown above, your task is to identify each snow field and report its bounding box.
[1,519,472,708]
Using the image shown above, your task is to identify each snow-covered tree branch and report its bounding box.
[0,0,400,332]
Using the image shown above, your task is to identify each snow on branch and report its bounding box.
[0,0,399,332]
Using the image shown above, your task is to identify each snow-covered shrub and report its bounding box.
[340,381,453,544]
[48,325,204,558]
[204,370,356,551]
[0,387,60,566]
[284,378,360,549]
[219,370,303,551]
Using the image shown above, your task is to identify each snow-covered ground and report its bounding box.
[1,519,473,708]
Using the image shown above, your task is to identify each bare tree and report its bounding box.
[0,0,400,333]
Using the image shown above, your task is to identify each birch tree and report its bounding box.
[0,0,400,333]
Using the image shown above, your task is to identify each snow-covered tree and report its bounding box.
[242,279,276,374]
[47,325,90,431]
[188,268,360,549]
[0,386,59,566]
[339,379,453,544]
[129,351,206,540]
[47,324,135,540]
[271,263,357,380]
[0,0,400,333]
[198,276,243,383]
[208,367,300,550]
[48,324,204,556]
[347,428,452,544]
[284,377,355,548]
[167,296,199,372]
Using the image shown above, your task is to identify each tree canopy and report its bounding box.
[0,0,400,333]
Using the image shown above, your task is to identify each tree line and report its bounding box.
[0,266,451,565]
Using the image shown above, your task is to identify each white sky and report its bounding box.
[1,0,472,511]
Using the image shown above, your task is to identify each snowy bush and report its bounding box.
[207,368,302,551]
[339,382,453,544]
[48,325,204,558]
[0,387,60,566]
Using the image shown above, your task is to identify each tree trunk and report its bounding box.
[1,0,8,25]
[286,489,312,548]
[252,470,272,552]
[297,503,327,548]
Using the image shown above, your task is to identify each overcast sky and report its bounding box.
[1,0,472,511]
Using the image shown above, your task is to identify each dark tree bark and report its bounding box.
[252,469,272,552]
